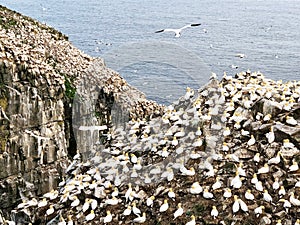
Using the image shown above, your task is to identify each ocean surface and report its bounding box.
[1,0,300,104]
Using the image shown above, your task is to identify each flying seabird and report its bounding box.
[155,23,201,37]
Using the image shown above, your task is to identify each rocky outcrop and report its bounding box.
[0,5,163,215]
[10,71,300,225]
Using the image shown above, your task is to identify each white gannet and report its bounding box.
[263,190,272,203]
[86,210,95,221]
[254,205,264,217]
[132,202,141,216]
[239,199,248,212]
[173,203,184,220]
[103,210,112,223]
[186,215,196,225]
[190,182,203,194]
[146,196,155,207]
[289,192,300,206]
[155,23,201,37]
[223,188,232,198]
[168,188,176,200]
[123,205,132,216]
[232,195,240,214]
[159,199,169,212]
[211,206,218,219]
[133,212,146,223]
[245,189,254,200]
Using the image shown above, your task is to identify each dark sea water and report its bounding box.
[1,0,300,104]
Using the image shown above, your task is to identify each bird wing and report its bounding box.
[180,24,192,30]
[155,28,178,33]
[155,29,165,33]
[180,23,201,30]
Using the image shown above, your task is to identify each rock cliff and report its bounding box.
[0,5,163,215]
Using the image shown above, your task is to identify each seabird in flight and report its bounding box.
[155,23,201,37]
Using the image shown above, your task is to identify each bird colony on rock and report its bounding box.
[9,71,300,224]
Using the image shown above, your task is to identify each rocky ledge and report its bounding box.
[6,71,300,225]
[0,5,163,218]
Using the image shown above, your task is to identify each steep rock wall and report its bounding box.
[0,5,163,214]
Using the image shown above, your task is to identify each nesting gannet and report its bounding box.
[46,205,54,216]
[283,139,294,148]
[203,188,214,199]
[257,163,269,174]
[263,190,272,203]
[159,199,169,212]
[105,196,119,205]
[173,203,184,219]
[231,171,243,189]
[190,182,203,194]
[238,199,248,212]
[211,206,218,219]
[190,150,201,159]
[225,153,239,162]
[132,202,141,216]
[245,189,254,200]
[221,142,229,152]
[247,135,256,146]
[125,183,133,202]
[255,181,264,192]
[237,162,246,177]
[155,23,201,37]
[289,192,300,206]
[212,177,222,190]
[103,210,112,223]
[186,215,196,225]
[146,196,155,207]
[273,178,280,190]
[266,126,275,143]
[251,173,258,184]
[286,116,297,125]
[289,161,299,172]
[278,186,286,196]
[279,199,291,211]
[254,205,264,217]
[223,127,231,136]
[268,151,281,164]
[86,210,95,221]
[168,188,176,200]
[38,198,48,208]
[82,198,90,212]
[232,195,240,214]
[223,188,232,198]
[133,212,146,223]
[123,205,132,216]
[253,153,260,163]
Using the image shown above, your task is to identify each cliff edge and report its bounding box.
[0,5,163,215]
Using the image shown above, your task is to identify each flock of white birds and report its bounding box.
[5,71,300,225]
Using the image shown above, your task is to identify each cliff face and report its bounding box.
[0,5,163,214]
